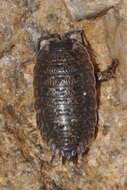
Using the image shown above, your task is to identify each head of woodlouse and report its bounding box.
[39,30,83,54]
[49,38,73,51]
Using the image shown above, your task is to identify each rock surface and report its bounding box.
[64,0,120,20]
[0,0,127,189]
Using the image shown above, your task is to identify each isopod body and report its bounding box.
[33,31,97,163]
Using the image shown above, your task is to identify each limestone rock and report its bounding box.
[64,0,120,20]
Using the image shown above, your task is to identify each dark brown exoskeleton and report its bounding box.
[32,30,97,164]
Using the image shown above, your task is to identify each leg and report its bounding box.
[96,59,119,82]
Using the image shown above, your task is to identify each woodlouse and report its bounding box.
[33,30,97,164]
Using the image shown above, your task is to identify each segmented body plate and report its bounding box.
[33,40,97,162]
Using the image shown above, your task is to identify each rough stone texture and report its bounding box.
[0,0,127,189]
[64,0,120,20]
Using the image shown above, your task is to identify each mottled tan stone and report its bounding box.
[0,0,127,189]
[64,0,120,20]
